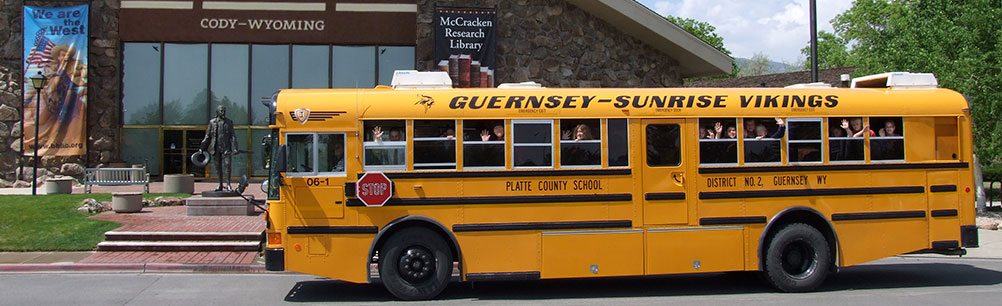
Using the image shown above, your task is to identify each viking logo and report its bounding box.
[292,108,311,125]
[415,94,435,112]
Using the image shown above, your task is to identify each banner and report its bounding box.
[434,7,496,88]
[22,4,88,156]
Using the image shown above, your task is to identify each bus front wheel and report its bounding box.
[379,227,452,300]
[763,223,831,292]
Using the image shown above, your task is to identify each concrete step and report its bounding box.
[96,241,261,252]
[104,231,262,242]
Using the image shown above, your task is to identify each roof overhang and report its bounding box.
[567,0,733,78]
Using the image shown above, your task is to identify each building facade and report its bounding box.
[0,0,730,184]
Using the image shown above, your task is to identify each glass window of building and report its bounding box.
[363,120,406,170]
[413,120,456,170]
[333,46,375,88]
[292,45,330,88]
[210,44,249,125]
[251,44,289,125]
[122,42,161,125]
[513,120,552,168]
[377,46,415,85]
[122,128,161,175]
[251,129,272,177]
[698,118,738,165]
[163,43,208,125]
[463,120,505,169]
[559,119,600,167]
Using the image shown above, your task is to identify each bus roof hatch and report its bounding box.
[390,70,454,90]
[851,72,938,89]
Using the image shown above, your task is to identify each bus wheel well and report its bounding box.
[371,218,461,267]
[759,209,838,272]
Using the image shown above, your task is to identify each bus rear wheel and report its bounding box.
[379,227,452,300]
[763,223,831,292]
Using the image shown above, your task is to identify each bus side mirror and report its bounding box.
[276,144,287,173]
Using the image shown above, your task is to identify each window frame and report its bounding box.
[284,132,347,177]
[869,117,906,163]
[460,119,506,170]
[413,120,458,170]
[741,117,783,166]
[697,118,739,167]
[785,118,823,165]
[559,119,602,169]
[606,118,630,168]
[645,123,683,168]
[511,119,554,169]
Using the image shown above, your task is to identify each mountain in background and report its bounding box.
[734,57,803,76]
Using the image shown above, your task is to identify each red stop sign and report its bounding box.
[356,172,393,207]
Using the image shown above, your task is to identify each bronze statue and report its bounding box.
[200,105,239,192]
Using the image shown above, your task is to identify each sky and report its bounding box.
[636,0,853,63]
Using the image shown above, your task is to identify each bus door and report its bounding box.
[284,132,348,222]
[640,119,690,225]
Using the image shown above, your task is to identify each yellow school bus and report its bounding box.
[261,71,978,300]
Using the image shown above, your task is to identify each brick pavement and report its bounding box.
[91,206,264,233]
[81,205,265,265]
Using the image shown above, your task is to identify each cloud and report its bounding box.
[641,0,852,63]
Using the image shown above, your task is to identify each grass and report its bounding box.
[0,193,189,251]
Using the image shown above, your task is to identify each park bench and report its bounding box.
[84,166,150,193]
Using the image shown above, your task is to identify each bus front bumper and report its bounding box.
[265,248,285,271]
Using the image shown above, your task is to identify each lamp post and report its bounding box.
[28,71,46,196]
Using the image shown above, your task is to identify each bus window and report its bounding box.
[743,118,784,164]
[698,118,737,165]
[646,124,681,166]
[787,119,822,163]
[608,119,629,167]
[462,120,505,169]
[286,133,314,173]
[828,117,864,162]
[317,133,345,174]
[560,119,601,167]
[413,120,457,170]
[513,120,553,168]
[871,117,904,161]
[363,120,406,170]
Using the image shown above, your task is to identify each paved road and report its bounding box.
[2,256,1001,305]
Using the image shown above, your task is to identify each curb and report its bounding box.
[0,263,268,273]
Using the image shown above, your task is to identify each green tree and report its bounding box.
[665,15,739,76]
[739,52,772,77]
[814,0,1002,165]
[800,31,851,70]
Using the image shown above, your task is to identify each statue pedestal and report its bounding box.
[186,195,254,216]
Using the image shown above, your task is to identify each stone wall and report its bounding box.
[686,67,856,88]
[0,0,120,186]
[416,0,683,88]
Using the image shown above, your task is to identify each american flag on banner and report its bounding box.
[26,29,54,69]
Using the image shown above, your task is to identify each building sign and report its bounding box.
[119,0,416,45]
[22,4,88,156]
[434,7,497,88]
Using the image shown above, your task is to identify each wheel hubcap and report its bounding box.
[781,239,817,279]
[397,246,435,283]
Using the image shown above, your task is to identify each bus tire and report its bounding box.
[763,223,831,292]
[379,227,452,300]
